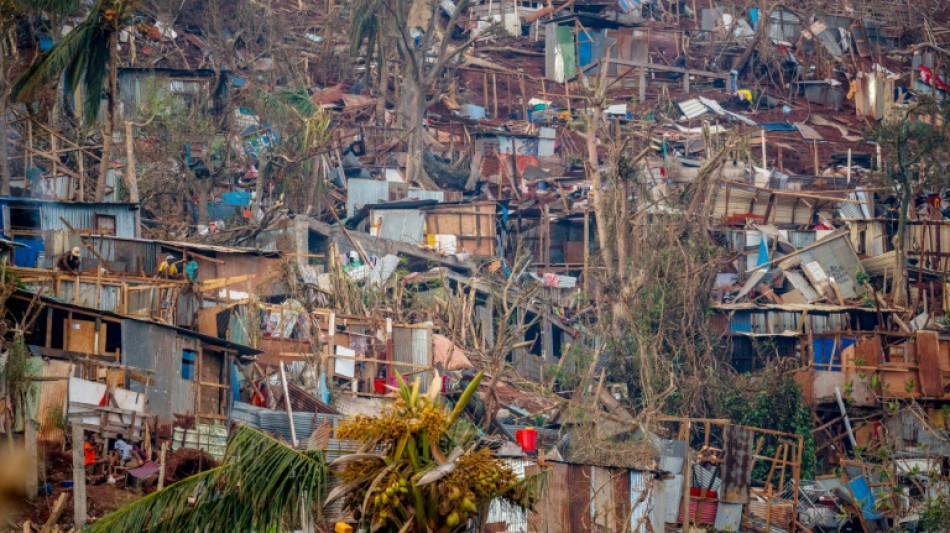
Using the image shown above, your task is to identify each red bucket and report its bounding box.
[373,378,387,394]
[516,427,537,452]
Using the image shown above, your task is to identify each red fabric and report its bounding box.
[83,442,96,466]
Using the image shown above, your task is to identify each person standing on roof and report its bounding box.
[55,247,82,273]
[157,255,179,278]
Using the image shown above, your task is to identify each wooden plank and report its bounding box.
[795,123,824,141]
[65,319,102,354]
[917,331,943,397]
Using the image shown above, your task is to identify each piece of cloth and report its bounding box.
[83,442,96,466]
[115,439,132,461]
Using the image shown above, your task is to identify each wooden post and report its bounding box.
[760,129,767,168]
[846,149,852,185]
[280,361,298,448]
[638,67,646,102]
[583,207,590,282]
[564,80,571,114]
[71,421,87,528]
[680,420,693,531]
[812,139,819,176]
[25,419,38,499]
[483,72,489,112]
[492,73,499,119]
[158,441,168,489]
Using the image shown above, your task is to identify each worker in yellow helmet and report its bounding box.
[157,255,180,278]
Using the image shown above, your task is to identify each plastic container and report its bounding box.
[61,480,75,488]
[373,378,387,395]
[516,427,537,452]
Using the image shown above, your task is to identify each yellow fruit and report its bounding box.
[446,511,460,527]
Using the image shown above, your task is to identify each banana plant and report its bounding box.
[327,371,544,532]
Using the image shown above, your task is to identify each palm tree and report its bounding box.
[327,371,544,532]
[87,425,329,532]
[11,0,136,201]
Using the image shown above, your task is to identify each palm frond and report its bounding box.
[85,466,224,533]
[88,426,329,532]
[218,425,329,527]
[11,1,113,125]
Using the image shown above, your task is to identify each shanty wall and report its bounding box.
[525,462,660,532]
[121,319,196,430]
[422,201,496,256]
[710,184,835,226]
[392,325,431,392]
[36,359,75,447]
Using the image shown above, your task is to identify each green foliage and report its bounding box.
[332,372,543,532]
[88,426,328,532]
[715,373,817,479]
[921,498,950,532]
[11,0,136,124]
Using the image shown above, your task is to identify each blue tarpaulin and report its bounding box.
[848,477,882,520]
[756,237,770,267]
[13,236,43,267]
[813,337,855,371]
[760,122,798,131]
[222,191,252,207]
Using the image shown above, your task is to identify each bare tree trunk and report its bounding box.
[376,38,388,124]
[0,93,10,196]
[893,175,911,307]
[584,107,615,281]
[398,75,439,189]
[197,179,211,224]
[251,156,266,216]
[95,33,119,202]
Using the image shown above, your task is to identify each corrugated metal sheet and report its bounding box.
[406,189,445,203]
[799,234,863,299]
[370,209,426,244]
[231,402,353,453]
[392,325,431,392]
[768,8,802,41]
[346,179,408,218]
[37,203,137,238]
[485,459,532,531]
[122,319,195,428]
[38,281,120,313]
[678,98,709,119]
[721,424,753,503]
[36,359,75,446]
[787,231,817,249]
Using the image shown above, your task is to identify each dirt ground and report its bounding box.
[7,483,139,532]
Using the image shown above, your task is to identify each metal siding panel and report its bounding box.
[392,326,431,392]
[721,424,753,503]
[406,189,444,203]
[347,179,395,218]
[39,204,136,238]
[372,209,426,244]
[630,471,652,532]
[122,319,193,428]
[36,359,75,446]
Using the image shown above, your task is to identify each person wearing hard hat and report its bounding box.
[55,246,82,273]
[157,255,179,278]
